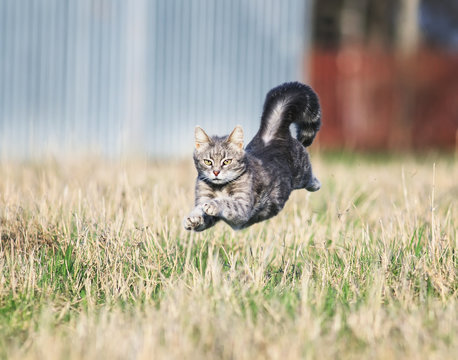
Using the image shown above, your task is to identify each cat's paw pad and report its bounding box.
[202,201,219,216]
[184,215,204,230]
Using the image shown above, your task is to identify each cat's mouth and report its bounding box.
[210,176,226,184]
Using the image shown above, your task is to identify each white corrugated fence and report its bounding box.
[0,0,312,158]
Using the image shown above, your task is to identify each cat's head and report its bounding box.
[193,125,246,185]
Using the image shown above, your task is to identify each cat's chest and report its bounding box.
[212,186,233,198]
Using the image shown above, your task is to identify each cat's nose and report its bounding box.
[213,170,220,176]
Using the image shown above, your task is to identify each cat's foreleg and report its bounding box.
[184,206,218,231]
[202,197,252,228]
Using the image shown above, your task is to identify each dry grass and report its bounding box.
[0,154,456,359]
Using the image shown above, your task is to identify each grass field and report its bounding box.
[0,154,456,359]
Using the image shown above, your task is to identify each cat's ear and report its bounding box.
[195,126,212,149]
[227,125,244,149]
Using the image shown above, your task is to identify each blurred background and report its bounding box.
[0,0,457,159]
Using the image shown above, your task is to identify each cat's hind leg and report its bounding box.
[294,165,321,192]
[291,142,321,192]
[305,175,321,192]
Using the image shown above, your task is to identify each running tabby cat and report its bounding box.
[184,82,322,231]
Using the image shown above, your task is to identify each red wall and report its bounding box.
[309,47,458,150]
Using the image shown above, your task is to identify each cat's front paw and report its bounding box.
[184,214,204,230]
[202,200,219,217]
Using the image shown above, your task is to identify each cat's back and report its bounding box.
[245,138,296,205]
[246,136,297,175]
[246,134,312,191]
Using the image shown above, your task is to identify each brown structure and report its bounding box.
[309,0,458,151]
[309,48,458,150]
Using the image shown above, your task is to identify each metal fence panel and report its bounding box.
[0,0,310,158]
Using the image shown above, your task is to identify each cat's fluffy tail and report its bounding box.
[258,82,321,147]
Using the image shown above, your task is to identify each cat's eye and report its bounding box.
[203,159,212,166]
[222,159,232,166]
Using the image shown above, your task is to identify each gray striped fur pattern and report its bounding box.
[184,82,321,231]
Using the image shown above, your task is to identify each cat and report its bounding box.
[184,82,321,231]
